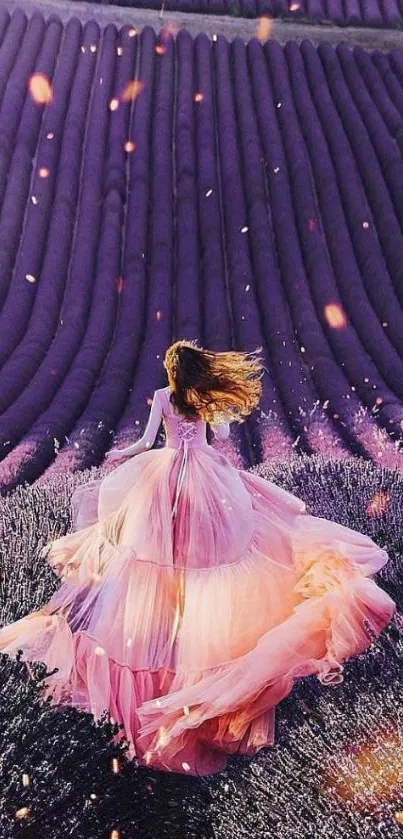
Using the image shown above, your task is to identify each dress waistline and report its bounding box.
[165,440,209,451]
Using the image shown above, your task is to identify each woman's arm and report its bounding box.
[211,421,231,441]
[106,390,163,459]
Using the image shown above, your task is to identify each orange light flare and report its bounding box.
[289,1,301,10]
[110,831,120,839]
[324,303,347,330]
[160,21,179,39]
[124,140,136,153]
[321,729,403,812]
[155,44,166,56]
[38,167,50,178]
[121,79,144,103]
[366,490,390,518]
[111,757,120,774]
[194,92,204,103]
[15,808,30,820]
[28,73,53,105]
[256,16,274,42]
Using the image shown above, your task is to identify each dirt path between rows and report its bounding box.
[3,0,403,51]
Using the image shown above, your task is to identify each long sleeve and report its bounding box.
[211,421,230,441]
[123,390,163,455]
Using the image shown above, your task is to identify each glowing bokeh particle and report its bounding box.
[28,73,53,105]
[324,303,347,330]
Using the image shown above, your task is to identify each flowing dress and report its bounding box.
[0,387,395,775]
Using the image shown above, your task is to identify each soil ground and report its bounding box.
[3,0,403,51]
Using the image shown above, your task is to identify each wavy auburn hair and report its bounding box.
[164,340,265,423]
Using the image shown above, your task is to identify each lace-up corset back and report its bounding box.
[176,420,198,443]
[162,388,208,449]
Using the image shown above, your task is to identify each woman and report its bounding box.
[0,340,395,776]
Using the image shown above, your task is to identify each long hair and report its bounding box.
[164,340,265,423]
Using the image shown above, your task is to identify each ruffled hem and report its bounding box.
[0,541,395,776]
[136,571,395,772]
[0,611,268,775]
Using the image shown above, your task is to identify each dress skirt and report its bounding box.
[0,444,395,775]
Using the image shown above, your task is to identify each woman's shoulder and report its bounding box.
[155,386,171,399]
[157,386,172,411]
[158,387,206,424]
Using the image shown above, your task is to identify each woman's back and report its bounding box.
[161,387,209,450]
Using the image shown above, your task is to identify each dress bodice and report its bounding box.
[162,388,208,450]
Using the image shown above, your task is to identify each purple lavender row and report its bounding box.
[199,33,286,464]
[301,41,403,407]
[214,34,297,464]
[173,31,249,465]
[194,34,231,352]
[40,26,155,482]
[261,39,403,467]
[284,39,403,466]
[317,43,403,352]
[0,22,128,488]
[334,46,403,316]
[174,31,202,343]
[0,18,92,408]
[249,39,367,458]
[104,29,175,455]
[234,36,348,461]
[0,12,61,338]
[370,50,403,140]
[338,45,403,235]
[0,6,10,47]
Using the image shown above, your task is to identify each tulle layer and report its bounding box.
[0,446,396,775]
[34,544,303,670]
[68,446,259,570]
[0,544,393,775]
[137,569,394,773]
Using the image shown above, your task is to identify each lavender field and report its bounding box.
[1,4,403,838]
[1,6,403,491]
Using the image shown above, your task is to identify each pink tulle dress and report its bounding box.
[0,387,396,775]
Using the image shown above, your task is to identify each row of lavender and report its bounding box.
[0,7,403,489]
[70,0,403,28]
